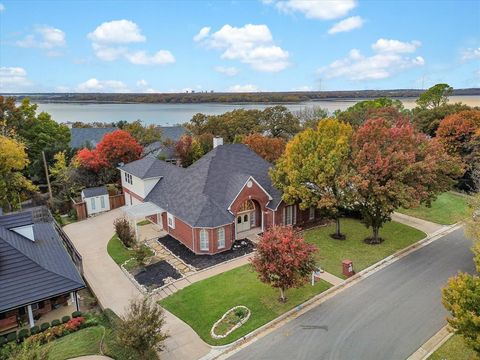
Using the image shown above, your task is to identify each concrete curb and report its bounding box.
[406,325,453,360]
[201,222,462,360]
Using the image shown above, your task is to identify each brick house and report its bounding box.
[118,139,320,255]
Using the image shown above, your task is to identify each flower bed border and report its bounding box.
[211,306,251,340]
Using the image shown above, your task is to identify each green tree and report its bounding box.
[416,83,453,109]
[271,119,353,238]
[123,120,162,145]
[260,105,300,138]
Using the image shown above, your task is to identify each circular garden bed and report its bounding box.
[211,306,251,339]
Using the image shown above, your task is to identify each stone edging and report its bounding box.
[205,222,461,356]
[211,306,251,340]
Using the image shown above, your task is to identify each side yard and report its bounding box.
[398,191,469,225]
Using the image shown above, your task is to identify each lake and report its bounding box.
[34,95,480,126]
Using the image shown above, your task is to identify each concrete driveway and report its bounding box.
[64,208,210,360]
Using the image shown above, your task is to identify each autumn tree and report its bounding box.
[116,297,168,358]
[123,120,162,145]
[412,102,472,137]
[351,118,462,244]
[416,83,453,109]
[243,133,286,163]
[96,130,143,167]
[0,135,37,211]
[294,106,329,130]
[271,119,353,239]
[251,226,317,302]
[260,105,300,138]
[175,135,203,167]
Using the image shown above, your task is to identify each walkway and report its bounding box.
[63,209,210,360]
[392,212,447,235]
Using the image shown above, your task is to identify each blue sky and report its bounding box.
[0,0,479,93]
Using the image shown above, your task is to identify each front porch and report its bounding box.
[236,226,262,243]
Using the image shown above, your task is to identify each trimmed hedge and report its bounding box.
[40,322,50,331]
[6,332,16,343]
[30,325,40,335]
[72,311,83,318]
[17,329,29,341]
[62,315,71,324]
[51,319,61,327]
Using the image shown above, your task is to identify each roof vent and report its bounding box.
[213,137,223,148]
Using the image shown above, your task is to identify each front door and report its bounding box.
[237,213,251,233]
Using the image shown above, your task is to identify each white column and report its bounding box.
[70,292,75,304]
[27,305,34,328]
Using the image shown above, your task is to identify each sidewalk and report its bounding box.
[392,212,447,236]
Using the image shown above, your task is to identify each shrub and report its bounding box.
[65,317,85,332]
[113,217,136,248]
[0,336,6,347]
[17,329,29,341]
[40,323,50,331]
[61,316,70,324]
[234,308,246,318]
[6,332,17,343]
[29,326,39,335]
[133,245,151,268]
[51,319,61,327]
[72,311,82,318]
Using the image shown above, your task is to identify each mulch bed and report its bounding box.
[157,235,255,270]
[133,260,182,288]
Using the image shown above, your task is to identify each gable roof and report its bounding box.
[0,211,33,229]
[119,155,182,179]
[70,127,117,149]
[144,144,282,227]
[82,186,108,198]
[0,212,85,312]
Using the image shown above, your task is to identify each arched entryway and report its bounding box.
[235,199,262,238]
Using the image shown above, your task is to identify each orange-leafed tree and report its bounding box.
[96,130,143,167]
[251,226,317,302]
[243,133,286,163]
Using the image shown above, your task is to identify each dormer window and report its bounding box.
[124,172,133,185]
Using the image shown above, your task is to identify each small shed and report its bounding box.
[81,186,111,216]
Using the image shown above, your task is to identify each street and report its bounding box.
[229,227,475,360]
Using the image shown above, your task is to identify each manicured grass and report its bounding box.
[160,265,331,345]
[398,191,470,225]
[428,335,478,360]
[137,220,151,226]
[107,235,154,271]
[304,218,426,279]
[47,326,103,360]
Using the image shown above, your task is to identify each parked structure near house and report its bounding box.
[118,139,321,255]
[0,209,85,334]
[81,186,111,216]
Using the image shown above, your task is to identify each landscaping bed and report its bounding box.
[107,235,154,271]
[133,260,182,288]
[160,264,331,345]
[398,191,469,225]
[158,235,255,270]
[303,218,426,279]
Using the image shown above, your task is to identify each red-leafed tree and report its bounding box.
[175,135,203,167]
[242,133,286,163]
[251,226,317,302]
[351,118,463,244]
[75,148,105,172]
[96,130,143,167]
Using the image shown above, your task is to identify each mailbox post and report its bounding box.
[342,259,355,277]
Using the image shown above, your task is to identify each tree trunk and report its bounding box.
[279,287,286,302]
[371,226,380,244]
[336,218,341,237]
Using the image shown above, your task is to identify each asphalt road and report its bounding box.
[229,228,475,360]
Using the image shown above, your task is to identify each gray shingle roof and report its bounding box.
[161,126,185,141]
[119,155,182,179]
[143,144,282,227]
[82,186,108,198]
[0,212,85,312]
[70,127,117,149]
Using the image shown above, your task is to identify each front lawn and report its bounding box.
[304,218,426,279]
[428,335,478,360]
[398,191,469,225]
[107,235,154,271]
[160,265,331,345]
[47,326,103,360]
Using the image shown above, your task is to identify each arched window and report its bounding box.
[238,200,255,213]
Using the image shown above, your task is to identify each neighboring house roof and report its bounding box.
[0,212,33,229]
[142,142,177,159]
[82,186,108,198]
[132,144,283,227]
[70,127,117,149]
[0,211,85,312]
[161,126,185,142]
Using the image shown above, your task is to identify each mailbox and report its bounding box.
[342,259,355,277]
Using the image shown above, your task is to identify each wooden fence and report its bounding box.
[72,192,125,221]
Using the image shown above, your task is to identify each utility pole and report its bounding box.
[42,151,53,203]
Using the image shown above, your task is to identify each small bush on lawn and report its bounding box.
[29,326,39,335]
[51,319,61,327]
[61,316,70,324]
[113,217,136,248]
[72,311,82,318]
[17,329,29,341]
[40,323,50,331]
[6,332,16,343]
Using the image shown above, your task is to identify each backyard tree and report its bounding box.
[260,105,301,138]
[412,102,472,137]
[116,297,168,358]
[242,133,286,163]
[175,135,203,167]
[123,120,163,146]
[96,129,143,167]
[351,118,462,244]
[251,226,317,302]
[271,119,353,239]
[416,83,453,109]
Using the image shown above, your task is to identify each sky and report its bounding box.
[0,0,479,93]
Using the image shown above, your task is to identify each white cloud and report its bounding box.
[124,50,175,65]
[193,27,211,42]
[271,0,356,20]
[197,24,290,72]
[215,66,239,76]
[76,78,130,93]
[16,25,66,55]
[461,47,480,61]
[318,38,425,81]
[0,3,5,11]
[227,84,260,92]
[371,39,421,53]
[136,79,148,87]
[328,16,364,34]
[292,85,313,91]
[88,20,145,44]
[0,67,33,92]
[136,79,160,93]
